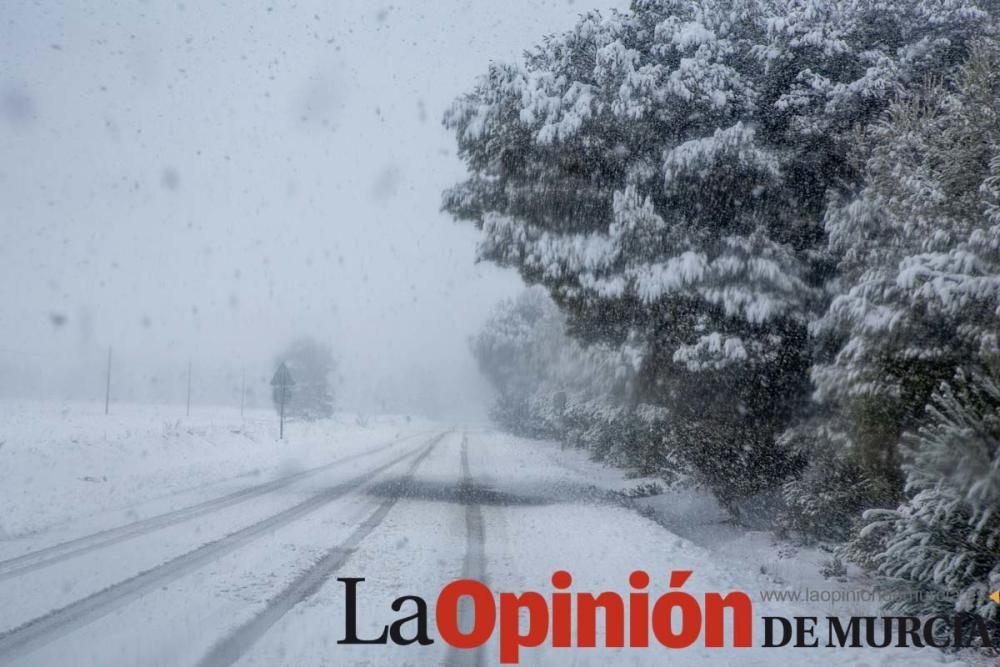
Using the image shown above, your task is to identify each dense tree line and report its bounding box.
[455,0,998,639]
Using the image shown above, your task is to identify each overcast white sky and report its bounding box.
[0,0,627,417]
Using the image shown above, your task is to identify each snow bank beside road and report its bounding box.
[480,430,982,666]
[0,400,429,541]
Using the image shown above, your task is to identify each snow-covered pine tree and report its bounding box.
[811,38,1000,504]
[850,370,1000,645]
[445,0,990,511]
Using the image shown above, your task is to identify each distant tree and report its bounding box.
[273,337,337,421]
[472,288,683,477]
[470,286,563,416]
[445,0,990,511]
[472,287,598,436]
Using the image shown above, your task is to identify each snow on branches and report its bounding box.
[447,0,989,505]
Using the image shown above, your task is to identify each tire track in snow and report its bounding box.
[0,431,426,582]
[444,432,487,667]
[193,432,446,667]
[0,432,448,666]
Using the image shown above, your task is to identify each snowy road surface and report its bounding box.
[0,416,966,666]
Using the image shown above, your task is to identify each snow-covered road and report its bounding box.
[0,421,967,666]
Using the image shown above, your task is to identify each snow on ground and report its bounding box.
[0,407,991,666]
[239,431,468,667]
[471,431,981,666]
[0,400,434,542]
[11,437,443,667]
[526,431,894,615]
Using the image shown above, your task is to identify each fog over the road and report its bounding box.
[0,0,626,417]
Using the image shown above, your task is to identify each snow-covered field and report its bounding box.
[0,400,436,541]
[0,402,986,666]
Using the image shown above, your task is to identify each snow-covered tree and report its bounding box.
[445,0,990,509]
[812,39,1000,501]
[470,286,567,431]
[849,370,1000,644]
[472,288,683,474]
[471,287,631,432]
[274,337,337,421]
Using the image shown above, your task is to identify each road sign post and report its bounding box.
[270,362,295,440]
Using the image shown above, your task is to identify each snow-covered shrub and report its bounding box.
[848,370,1000,645]
[562,401,681,477]
[778,417,875,544]
[624,481,665,498]
[446,0,992,511]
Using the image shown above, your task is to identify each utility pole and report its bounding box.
[240,368,246,418]
[186,360,192,417]
[104,346,112,415]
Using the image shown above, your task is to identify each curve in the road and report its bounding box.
[194,433,445,667]
[0,432,447,666]
[0,431,428,583]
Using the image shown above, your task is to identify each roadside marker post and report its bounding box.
[270,362,295,440]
